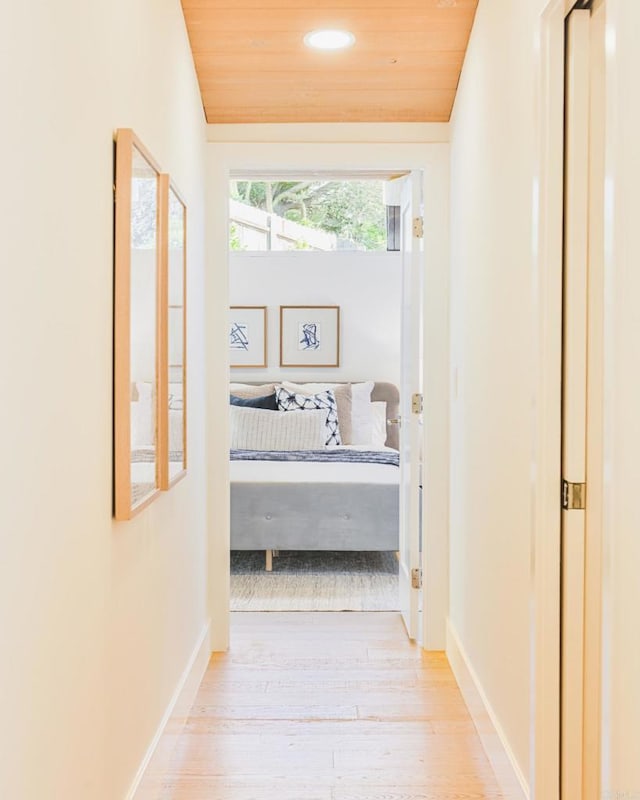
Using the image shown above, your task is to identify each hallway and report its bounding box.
[161,613,503,799]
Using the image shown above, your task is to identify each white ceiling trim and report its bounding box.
[229,168,410,180]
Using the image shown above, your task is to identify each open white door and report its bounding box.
[398,171,423,641]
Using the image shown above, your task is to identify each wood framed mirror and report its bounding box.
[159,177,187,487]
[114,129,164,520]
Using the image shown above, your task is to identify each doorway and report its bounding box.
[225,170,425,635]
[227,171,404,614]
[206,139,450,652]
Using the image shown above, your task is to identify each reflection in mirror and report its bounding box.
[130,146,159,505]
[114,130,162,520]
[166,184,187,483]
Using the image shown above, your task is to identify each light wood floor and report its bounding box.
[160,613,503,799]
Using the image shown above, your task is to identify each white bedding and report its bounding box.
[230,445,399,486]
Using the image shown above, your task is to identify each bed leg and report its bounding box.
[265,549,273,572]
[273,549,279,558]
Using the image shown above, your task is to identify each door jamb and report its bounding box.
[205,140,450,652]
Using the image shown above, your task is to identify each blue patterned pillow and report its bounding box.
[275,387,341,447]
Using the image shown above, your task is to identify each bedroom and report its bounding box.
[227,176,404,613]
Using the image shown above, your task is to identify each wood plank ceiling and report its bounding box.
[181,0,479,124]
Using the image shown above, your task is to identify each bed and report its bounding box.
[230,382,400,569]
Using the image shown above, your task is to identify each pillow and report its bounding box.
[131,381,154,447]
[230,392,278,411]
[230,406,327,451]
[280,381,352,444]
[275,387,342,447]
[350,381,375,445]
[169,409,184,452]
[371,401,388,448]
[168,382,183,411]
[281,381,336,393]
[229,382,276,399]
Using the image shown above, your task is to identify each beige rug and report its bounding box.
[230,550,399,611]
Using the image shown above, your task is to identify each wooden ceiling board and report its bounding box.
[181,0,478,124]
[192,50,467,73]
[182,0,477,10]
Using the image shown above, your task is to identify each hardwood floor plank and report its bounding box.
[159,612,503,799]
[161,780,332,800]
[332,789,505,800]
[189,703,360,720]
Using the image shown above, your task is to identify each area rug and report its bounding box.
[230,550,399,612]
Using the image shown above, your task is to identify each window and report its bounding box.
[229,180,390,252]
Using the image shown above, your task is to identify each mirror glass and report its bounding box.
[167,186,186,481]
[129,145,159,508]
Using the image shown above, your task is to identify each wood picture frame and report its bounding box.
[279,305,340,368]
[114,129,166,520]
[229,306,267,368]
[158,177,187,489]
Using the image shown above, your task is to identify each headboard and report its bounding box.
[370,382,400,450]
[232,381,400,450]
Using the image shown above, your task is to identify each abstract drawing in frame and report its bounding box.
[229,306,267,368]
[280,305,340,368]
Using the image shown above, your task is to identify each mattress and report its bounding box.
[230,446,400,552]
[230,446,399,486]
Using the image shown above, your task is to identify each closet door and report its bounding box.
[561,5,606,797]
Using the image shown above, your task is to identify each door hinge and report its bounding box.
[562,479,586,510]
[413,216,424,239]
[411,567,423,589]
[411,393,423,414]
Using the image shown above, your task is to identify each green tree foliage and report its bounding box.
[229,180,386,251]
[229,222,245,251]
[131,177,157,249]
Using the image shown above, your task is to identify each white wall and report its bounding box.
[0,1,208,798]
[448,0,550,788]
[229,251,402,385]
[599,0,640,794]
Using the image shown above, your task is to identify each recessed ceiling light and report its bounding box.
[304,29,355,51]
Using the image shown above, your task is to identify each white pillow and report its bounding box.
[131,381,154,447]
[230,406,327,451]
[371,401,388,448]
[168,382,184,411]
[350,380,375,445]
[229,382,276,399]
[169,409,184,452]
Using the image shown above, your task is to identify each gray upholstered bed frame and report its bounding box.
[230,382,400,568]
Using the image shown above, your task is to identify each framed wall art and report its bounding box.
[229,306,267,368]
[114,128,164,520]
[279,305,340,368]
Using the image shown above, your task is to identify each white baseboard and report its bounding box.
[125,620,211,800]
[446,620,529,800]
